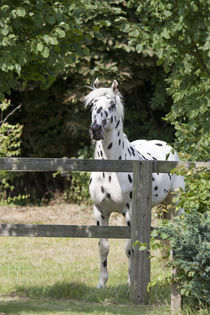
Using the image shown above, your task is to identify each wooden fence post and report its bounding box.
[131,161,152,304]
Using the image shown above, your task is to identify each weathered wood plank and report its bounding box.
[0,224,131,239]
[0,157,133,172]
[131,161,153,304]
[0,158,209,173]
[0,224,161,240]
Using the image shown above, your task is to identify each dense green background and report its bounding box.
[0,0,209,200]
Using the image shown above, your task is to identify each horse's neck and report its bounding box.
[95,122,126,160]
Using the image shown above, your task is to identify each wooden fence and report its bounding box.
[0,157,209,311]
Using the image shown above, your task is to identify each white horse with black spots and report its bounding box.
[84,79,184,288]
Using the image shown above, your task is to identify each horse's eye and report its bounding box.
[97,107,102,114]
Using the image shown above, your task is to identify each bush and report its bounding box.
[158,211,209,308]
[0,99,27,204]
[150,165,210,308]
[62,146,93,205]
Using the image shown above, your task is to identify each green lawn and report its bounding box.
[0,205,208,314]
[0,236,171,314]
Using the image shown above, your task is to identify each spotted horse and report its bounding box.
[84,79,184,288]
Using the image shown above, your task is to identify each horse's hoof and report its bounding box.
[96,283,105,289]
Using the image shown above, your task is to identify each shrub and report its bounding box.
[158,211,209,308]
[0,99,26,204]
[150,165,209,308]
[62,146,93,205]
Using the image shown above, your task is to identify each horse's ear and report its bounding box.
[93,78,100,89]
[111,80,118,93]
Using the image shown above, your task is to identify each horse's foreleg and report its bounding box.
[94,205,110,288]
[97,237,109,288]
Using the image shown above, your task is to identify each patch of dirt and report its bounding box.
[0,203,126,226]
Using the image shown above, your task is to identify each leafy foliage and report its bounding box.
[0,99,24,203]
[61,146,93,205]
[154,212,209,307]
[173,166,210,215]
[149,164,210,308]
[123,0,209,160]
[0,0,87,97]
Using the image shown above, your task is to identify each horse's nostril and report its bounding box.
[91,123,102,131]
[90,123,103,140]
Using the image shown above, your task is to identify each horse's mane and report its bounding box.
[84,87,124,120]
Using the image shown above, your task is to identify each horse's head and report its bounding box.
[84,79,123,140]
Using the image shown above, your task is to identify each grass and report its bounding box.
[0,203,208,314]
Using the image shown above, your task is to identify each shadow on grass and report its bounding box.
[14,281,131,304]
[0,297,149,315]
[14,281,170,304]
[0,282,171,314]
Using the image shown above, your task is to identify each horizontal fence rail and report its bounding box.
[0,224,131,239]
[0,225,159,239]
[0,157,209,173]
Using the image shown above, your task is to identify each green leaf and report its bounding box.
[1,27,10,36]
[37,42,44,52]
[56,29,65,38]
[41,47,49,58]
[16,8,26,17]
[139,243,148,251]
[156,58,164,66]
[136,43,143,53]
[15,64,21,76]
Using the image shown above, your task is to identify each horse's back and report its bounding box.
[131,139,180,161]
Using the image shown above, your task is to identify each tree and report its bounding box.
[0,0,88,98]
[122,0,209,160]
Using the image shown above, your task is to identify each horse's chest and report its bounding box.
[89,172,132,209]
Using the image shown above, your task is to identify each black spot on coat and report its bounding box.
[107,143,113,150]
[103,259,107,268]
[128,174,133,183]
[115,120,120,129]
[97,107,102,114]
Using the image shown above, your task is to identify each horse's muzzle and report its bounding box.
[89,123,104,140]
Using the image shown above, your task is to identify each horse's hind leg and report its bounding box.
[93,205,110,288]
[125,239,131,285]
